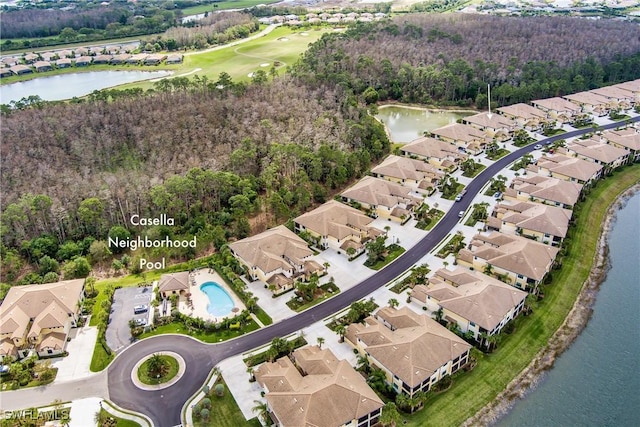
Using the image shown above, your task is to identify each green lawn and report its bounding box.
[138,319,259,343]
[486,148,511,161]
[98,408,142,427]
[253,307,273,326]
[192,377,262,427]
[415,209,444,230]
[137,355,179,385]
[462,163,486,178]
[90,339,114,372]
[286,282,341,312]
[441,183,465,200]
[365,244,406,270]
[181,0,280,15]
[403,163,640,426]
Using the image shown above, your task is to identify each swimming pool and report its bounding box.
[199,282,235,317]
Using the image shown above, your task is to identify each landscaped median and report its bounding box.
[401,163,640,427]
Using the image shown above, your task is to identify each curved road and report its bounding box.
[108,117,640,426]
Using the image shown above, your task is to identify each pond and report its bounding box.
[375,104,474,144]
[0,70,172,104]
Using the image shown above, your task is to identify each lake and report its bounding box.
[495,191,640,426]
[375,105,473,143]
[0,70,172,104]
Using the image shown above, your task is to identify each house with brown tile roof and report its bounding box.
[456,232,559,292]
[74,56,92,66]
[144,54,167,65]
[110,53,132,64]
[340,176,422,223]
[56,58,72,68]
[33,61,52,72]
[294,200,384,256]
[399,136,468,172]
[10,64,32,75]
[601,128,640,162]
[531,97,582,124]
[412,267,527,343]
[486,200,572,246]
[126,53,149,64]
[532,153,603,186]
[589,86,635,111]
[496,103,548,130]
[229,225,313,294]
[462,112,516,141]
[92,54,112,64]
[612,79,640,103]
[255,346,383,427]
[371,155,444,193]
[158,271,190,298]
[430,123,490,154]
[564,138,630,172]
[503,173,583,209]
[23,53,39,64]
[563,91,611,116]
[346,306,471,397]
[0,279,85,359]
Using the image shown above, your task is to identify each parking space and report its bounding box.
[105,286,152,352]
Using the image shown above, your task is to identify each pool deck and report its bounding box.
[178,270,246,323]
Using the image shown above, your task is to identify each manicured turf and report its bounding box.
[138,319,260,343]
[98,408,142,427]
[90,339,114,372]
[137,355,179,385]
[402,163,640,427]
[193,377,262,427]
[181,0,279,15]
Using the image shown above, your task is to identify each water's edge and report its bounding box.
[463,183,640,426]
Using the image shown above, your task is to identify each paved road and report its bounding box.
[108,117,640,426]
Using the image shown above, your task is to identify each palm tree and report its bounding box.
[380,402,401,427]
[483,263,494,277]
[388,298,399,309]
[316,337,325,349]
[335,324,346,343]
[356,354,370,373]
[147,353,168,378]
[252,400,270,425]
[247,366,255,382]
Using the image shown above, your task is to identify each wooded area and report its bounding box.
[292,14,640,106]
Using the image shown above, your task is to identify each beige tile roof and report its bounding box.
[158,271,190,293]
[36,331,66,352]
[0,338,15,356]
[461,232,559,281]
[601,128,640,151]
[535,154,603,182]
[493,200,573,238]
[613,79,640,93]
[348,306,471,388]
[256,346,383,427]
[431,123,487,143]
[463,112,515,130]
[341,176,421,210]
[0,280,84,348]
[563,91,611,107]
[567,138,629,164]
[401,136,468,162]
[294,200,376,241]
[508,173,583,206]
[497,103,547,120]
[371,155,444,183]
[531,97,582,114]
[426,267,528,332]
[229,225,312,276]
[589,86,636,101]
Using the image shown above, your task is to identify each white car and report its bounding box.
[458,210,465,218]
[534,144,543,150]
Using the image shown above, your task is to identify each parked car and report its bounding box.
[534,144,543,149]
[493,191,502,199]
[458,210,465,218]
[134,318,147,326]
[133,305,148,314]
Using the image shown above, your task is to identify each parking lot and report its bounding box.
[105,286,152,352]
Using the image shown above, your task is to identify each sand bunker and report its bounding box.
[247,72,254,78]
[300,32,309,36]
[278,37,289,41]
[260,63,270,67]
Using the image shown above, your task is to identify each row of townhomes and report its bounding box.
[248,79,640,426]
[0,279,85,359]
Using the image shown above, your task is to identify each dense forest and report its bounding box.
[292,14,640,106]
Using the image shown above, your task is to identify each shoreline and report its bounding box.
[463,182,640,426]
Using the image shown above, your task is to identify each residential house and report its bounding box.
[430,123,489,154]
[166,54,183,64]
[486,200,572,246]
[340,176,422,223]
[75,56,92,66]
[563,91,611,116]
[589,86,635,111]
[40,52,57,62]
[294,200,384,256]
[59,50,74,58]
[370,155,444,193]
[92,54,112,64]
[462,112,516,141]
[10,65,32,75]
[0,279,85,359]
[345,306,471,397]
[399,136,468,172]
[1,57,19,67]
[56,58,72,68]
[456,232,559,292]
[23,53,39,64]
[564,138,630,172]
[496,103,548,130]
[504,173,583,209]
[229,225,313,295]
[144,54,167,65]
[612,79,640,104]
[110,54,132,64]
[412,267,527,343]
[126,53,149,64]
[158,271,190,298]
[74,47,89,57]
[531,97,582,124]
[530,153,603,186]
[0,68,13,78]
[601,128,640,163]
[33,61,52,72]
[255,346,383,427]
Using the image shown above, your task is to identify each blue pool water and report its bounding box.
[199,282,235,317]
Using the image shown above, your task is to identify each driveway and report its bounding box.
[105,286,152,352]
[51,324,98,381]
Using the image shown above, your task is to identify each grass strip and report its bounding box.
[403,163,640,426]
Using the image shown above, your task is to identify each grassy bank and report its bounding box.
[402,163,640,426]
